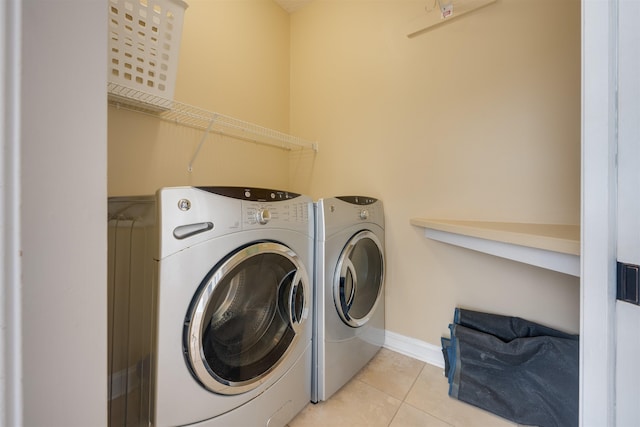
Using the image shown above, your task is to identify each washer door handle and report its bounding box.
[173,222,213,239]
[288,270,307,331]
[339,259,357,318]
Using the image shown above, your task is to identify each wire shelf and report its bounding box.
[108,82,318,155]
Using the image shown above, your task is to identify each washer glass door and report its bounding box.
[334,230,384,328]
[185,242,309,395]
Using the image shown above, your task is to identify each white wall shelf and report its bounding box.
[108,82,318,171]
[410,218,580,277]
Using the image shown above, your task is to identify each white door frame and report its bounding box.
[0,0,23,426]
[581,0,618,425]
[613,0,640,424]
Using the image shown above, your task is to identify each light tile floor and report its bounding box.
[288,348,524,427]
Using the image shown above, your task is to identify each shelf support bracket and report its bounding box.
[187,113,217,172]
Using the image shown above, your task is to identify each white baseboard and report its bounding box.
[383,330,445,369]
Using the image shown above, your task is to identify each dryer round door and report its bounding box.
[333,230,385,328]
[184,242,310,395]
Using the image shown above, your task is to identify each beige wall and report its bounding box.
[290,0,581,343]
[109,0,581,347]
[108,0,293,196]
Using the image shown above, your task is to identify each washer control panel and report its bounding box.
[255,207,271,225]
[244,201,310,226]
[198,186,300,201]
[158,187,314,258]
[196,186,311,228]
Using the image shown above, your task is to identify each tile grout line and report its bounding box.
[395,362,456,427]
[400,362,427,401]
[400,400,455,427]
[348,378,403,427]
[381,361,428,427]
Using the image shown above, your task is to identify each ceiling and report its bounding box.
[273,0,314,13]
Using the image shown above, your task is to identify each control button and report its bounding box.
[360,209,369,220]
[256,208,271,225]
[271,193,276,199]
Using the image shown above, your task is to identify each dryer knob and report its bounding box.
[360,209,369,220]
[256,208,271,225]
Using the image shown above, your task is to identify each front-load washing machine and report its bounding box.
[312,196,385,402]
[108,186,314,427]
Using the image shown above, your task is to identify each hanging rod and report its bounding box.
[107,82,318,156]
[405,0,496,38]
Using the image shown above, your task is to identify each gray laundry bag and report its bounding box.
[441,308,579,427]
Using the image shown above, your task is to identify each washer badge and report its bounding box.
[177,199,191,211]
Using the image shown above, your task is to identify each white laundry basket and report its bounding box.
[108,0,188,110]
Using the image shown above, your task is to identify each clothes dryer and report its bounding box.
[108,186,314,427]
[312,196,385,402]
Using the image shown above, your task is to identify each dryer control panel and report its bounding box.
[317,196,385,240]
[336,195,378,205]
[332,196,383,223]
[333,195,382,223]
